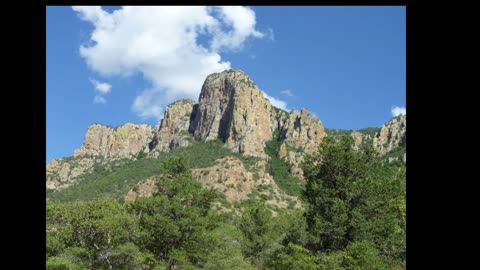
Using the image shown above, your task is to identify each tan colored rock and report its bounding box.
[192,157,301,210]
[286,150,305,178]
[47,70,333,196]
[277,142,287,159]
[270,107,290,133]
[350,131,375,150]
[124,177,158,202]
[191,69,273,158]
[192,157,256,202]
[47,123,153,191]
[74,123,154,158]
[373,115,406,155]
[150,100,196,155]
[281,108,326,154]
[351,131,364,150]
[46,157,96,190]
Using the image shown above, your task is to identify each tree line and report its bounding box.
[47,136,405,269]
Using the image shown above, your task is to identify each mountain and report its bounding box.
[46,69,406,269]
[46,69,406,209]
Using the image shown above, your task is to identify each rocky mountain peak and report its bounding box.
[373,114,406,156]
[47,69,331,190]
[280,107,326,154]
[191,69,273,158]
[150,99,196,155]
[73,123,154,158]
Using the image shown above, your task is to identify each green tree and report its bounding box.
[342,241,387,270]
[46,256,87,270]
[127,155,218,269]
[271,243,318,270]
[46,198,141,269]
[203,223,255,270]
[278,210,310,247]
[302,136,375,251]
[238,203,277,269]
[301,136,405,267]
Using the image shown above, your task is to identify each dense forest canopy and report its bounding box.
[47,136,405,270]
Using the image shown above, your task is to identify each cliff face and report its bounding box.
[280,108,326,154]
[73,123,154,158]
[47,69,330,190]
[150,100,196,155]
[191,70,274,158]
[47,69,405,203]
[47,123,154,191]
[189,70,326,158]
[373,115,406,155]
[46,157,96,191]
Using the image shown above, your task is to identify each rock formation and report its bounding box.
[373,115,406,155]
[149,100,196,156]
[46,157,96,191]
[46,69,334,191]
[191,69,273,158]
[280,108,326,154]
[73,123,154,158]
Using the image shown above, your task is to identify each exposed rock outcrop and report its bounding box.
[149,100,196,156]
[73,123,154,158]
[281,108,326,154]
[124,176,158,203]
[285,151,305,178]
[350,131,374,150]
[191,157,301,210]
[373,115,406,155]
[47,69,331,194]
[277,142,288,159]
[47,123,153,191]
[191,69,273,158]
[123,157,301,211]
[46,157,96,191]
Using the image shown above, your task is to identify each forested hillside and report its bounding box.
[47,137,405,269]
[46,70,406,269]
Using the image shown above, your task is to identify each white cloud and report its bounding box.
[261,90,288,111]
[209,6,264,52]
[93,95,107,104]
[281,89,294,97]
[73,6,266,119]
[391,106,406,117]
[90,78,111,94]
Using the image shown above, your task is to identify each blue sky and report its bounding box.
[47,6,405,163]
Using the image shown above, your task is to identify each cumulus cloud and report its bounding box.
[281,89,294,97]
[209,6,264,51]
[73,6,266,119]
[391,106,406,117]
[261,90,288,111]
[90,78,111,94]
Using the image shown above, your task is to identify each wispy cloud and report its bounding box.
[93,95,107,104]
[391,106,406,117]
[89,78,111,104]
[261,90,288,111]
[265,28,275,41]
[281,89,294,97]
[73,6,267,119]
[90,78,111,94]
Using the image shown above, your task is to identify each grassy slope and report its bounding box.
[47,140,259,203]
